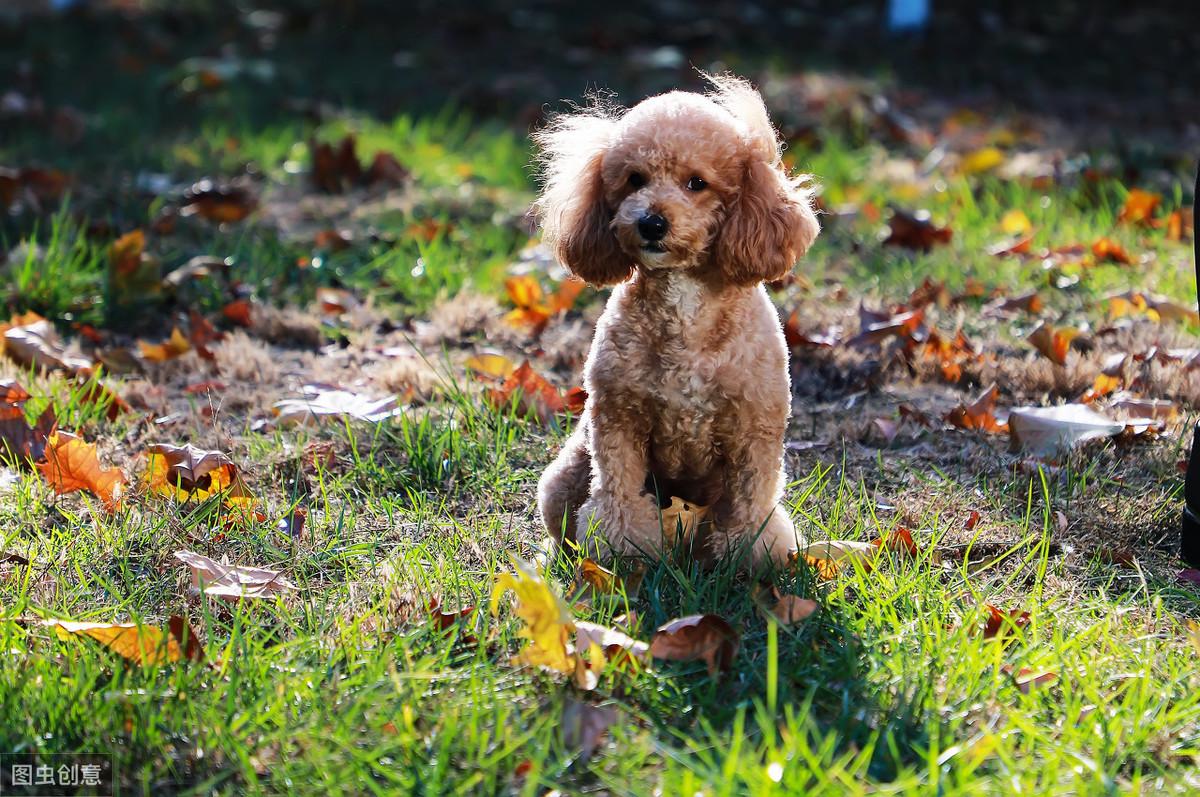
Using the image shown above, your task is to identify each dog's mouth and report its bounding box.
[640,242,667,253]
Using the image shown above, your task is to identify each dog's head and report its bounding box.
[535,74,819,287]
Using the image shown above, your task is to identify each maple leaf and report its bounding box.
[491,558,576,674]
[486,361,575,423]
[37,431,125,510]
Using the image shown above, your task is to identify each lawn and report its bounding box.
[2,2,1199,795]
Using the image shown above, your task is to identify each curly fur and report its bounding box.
[534,74,820,568]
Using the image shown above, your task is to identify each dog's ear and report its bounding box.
[534,113,632,286]
[705,73,820,285]
[713,160,819,285]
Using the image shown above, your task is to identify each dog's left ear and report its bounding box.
[713,160,819,285]
[705,72,819,285]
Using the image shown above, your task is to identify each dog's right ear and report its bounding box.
[534,113,632,286]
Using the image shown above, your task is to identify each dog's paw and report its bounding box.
[576,492,664,557]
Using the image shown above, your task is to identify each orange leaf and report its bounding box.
[486,361,568,423]
[505,275,545,310]
[1090,237,1132,265]
[1027,323,1079,366]
[1117,189,1161,226]
[945,383,1008,433]
[37,431,125,509]
[108,229,146,276]
[222,299,254,327]
[138,327,191,362]
[44,616,203,666]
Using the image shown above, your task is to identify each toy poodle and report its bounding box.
[534,73,819,568]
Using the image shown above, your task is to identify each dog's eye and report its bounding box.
[686,175,707,192]
[628,172,647,189]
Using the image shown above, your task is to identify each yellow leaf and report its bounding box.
[137,327,192,362]
[1118,189,1162,226]
[465,353,516,380]
[505,275,544,310]
[1000,209,1032,236]
[961,147,1005,175]
[659,496,710,545]
[43,616,203,666]
[491,558,575,674]
[796,540,878,579]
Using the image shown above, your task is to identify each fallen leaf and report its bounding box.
[649,614,739,676]
[222,298,254,327]
[427,596,477,636]
[883,209,952,250]
[316,287,359,315]
[872,526,918,556]
[174,550,297,601]
[43,615,203,666]
[945,383,1008,433]
[180,179,256,223]
[1000,209,1033,236]
[845,303,925,347]
[138,327,192,362]
[2,316,91,372]
[491,558,575,674]
[1007,404,1124,456]
[980,604,1030,640]
[37,431,125,509]
[659,496,710,546]
[573,558,644,600]
[466,353,516,380]
[273,384,405,426]
[756,584,818,626]
[1027,323,1080,366]
[1090,237,1132,265]
[0,379,56,463]
[1117,189,1161,226]
[960,146,1005,175]
[485,361,571,422]
[144,443,252,505]
[798,539,879,578]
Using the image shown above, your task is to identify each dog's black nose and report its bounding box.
[637,213,669,242]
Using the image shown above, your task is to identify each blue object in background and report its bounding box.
[888,0,930,31]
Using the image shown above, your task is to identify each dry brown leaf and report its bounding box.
[180,179,256,223]
[980,604,1031,640]
[561,698,618,762]
[883,209,952,250]
[1002,665,1058,694]
[486,361,572,423]
[1090,237,1133,265]
[273,384,404,426]
[175,550,297,601]
[755,584,818,626]
[37,431,125,509]
[649,614,739,676]
[3,316,91,372]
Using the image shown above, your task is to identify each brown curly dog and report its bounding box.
[534,73,819,568]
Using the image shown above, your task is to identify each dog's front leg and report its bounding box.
[711,428,796,567]
[576,397,662,557]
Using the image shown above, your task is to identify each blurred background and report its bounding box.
[0,0,1197,327]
